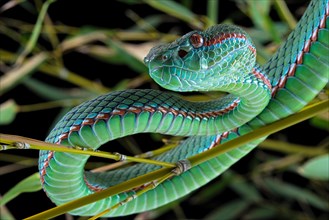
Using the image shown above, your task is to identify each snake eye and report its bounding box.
[178,49,188,58]
[189,33,204,48]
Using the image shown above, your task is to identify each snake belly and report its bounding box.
[39,0,329,217]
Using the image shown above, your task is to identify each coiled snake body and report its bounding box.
[39,0,329,216]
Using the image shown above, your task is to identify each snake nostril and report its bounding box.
[178,49,188,58]
[161,54,168,61]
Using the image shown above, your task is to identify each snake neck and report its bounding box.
[201,65,272,133]
[133,66,273,136]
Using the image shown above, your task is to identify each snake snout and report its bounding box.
[144,44,170,64]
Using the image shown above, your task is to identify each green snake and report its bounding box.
[39,0,329,217]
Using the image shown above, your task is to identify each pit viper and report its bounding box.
[39,0,329,216]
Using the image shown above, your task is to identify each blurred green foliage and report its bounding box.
[0,0,328,219]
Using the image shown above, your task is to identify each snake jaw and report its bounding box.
[149,67,191,92]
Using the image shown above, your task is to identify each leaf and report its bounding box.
[298,154,329,181]
[0,100,18,125]
[15,0,55,64]
[0,198,15,220]
[244,0,281,43]
[244,206,277,219]
[143,0,203,29]
[263,178,329,211]
[230,177,262,203]
[310,115,329,131]
[207,0,219,25]
[135,198,185,220]
[0,52,48,95]
[60,30,108,52]
[246,0,272,28]
[191,170,262,205]
[189,170,235,205]
[204,199,251,220]
[0,173,42,206]
[107,40,148,73]
[23,78,92,100]
[128,14,171,31]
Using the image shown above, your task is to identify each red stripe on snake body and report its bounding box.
[271,9,328,97]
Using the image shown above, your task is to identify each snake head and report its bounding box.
[144,24,257,92]
[144,31,207,92]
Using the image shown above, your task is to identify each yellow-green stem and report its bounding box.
[23,99,328,219]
